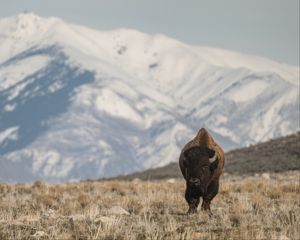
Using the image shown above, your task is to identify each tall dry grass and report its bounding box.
[0,172,299,239]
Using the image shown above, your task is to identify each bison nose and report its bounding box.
[189,178,200,186]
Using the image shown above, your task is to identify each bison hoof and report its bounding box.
[187,208,197,214]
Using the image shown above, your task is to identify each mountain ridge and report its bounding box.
[0,13,299,182]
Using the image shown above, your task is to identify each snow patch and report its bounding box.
[0,55,50,90]
[0,126,19,145]
[230,80,268,102]
[95,88,142,123]
[98,140,113,156]
[213,127,239,143]
[4,103,16,112]
[48,81,64,93]
[42,151,61,175]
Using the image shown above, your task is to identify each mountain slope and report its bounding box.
[0,13,299,182]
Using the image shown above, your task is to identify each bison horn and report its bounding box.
[208,148,217,164]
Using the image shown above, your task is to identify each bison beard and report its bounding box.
[179,128,225,214]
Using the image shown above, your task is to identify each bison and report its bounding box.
[179,128,225,214]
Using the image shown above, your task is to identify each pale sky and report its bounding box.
[0,0,299,65]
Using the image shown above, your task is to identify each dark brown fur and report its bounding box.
[179,128,225,213]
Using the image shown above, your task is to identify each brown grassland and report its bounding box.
[0,171,299,240]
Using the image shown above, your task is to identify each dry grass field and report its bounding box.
[0,171,299,240]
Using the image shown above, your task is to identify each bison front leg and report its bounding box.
[202,179,219,212]
[201,199,211,211]
[185,185,200,214]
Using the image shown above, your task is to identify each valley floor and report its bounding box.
[0,171,299,240]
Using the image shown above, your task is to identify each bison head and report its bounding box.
[183,146,217,194]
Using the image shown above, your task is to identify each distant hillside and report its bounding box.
[114,132,300,180]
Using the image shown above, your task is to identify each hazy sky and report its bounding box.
[0,0,299,65]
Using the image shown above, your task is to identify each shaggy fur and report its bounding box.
[179,128,225,213]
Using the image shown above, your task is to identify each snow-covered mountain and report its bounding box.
[0,13,299,182]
